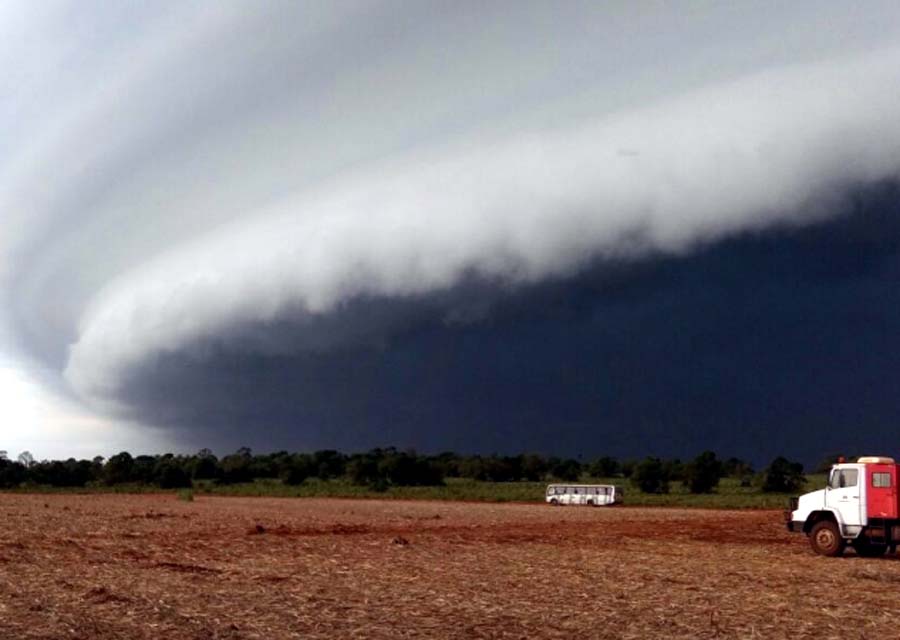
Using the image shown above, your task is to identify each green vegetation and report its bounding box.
[683,451,725,494]
[761,456,807,493]
[6,475,827,510]
[187,475,824,508]
[631,457,670,494]
[0,447,828,509]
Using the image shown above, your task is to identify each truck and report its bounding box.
[786,456,900,557]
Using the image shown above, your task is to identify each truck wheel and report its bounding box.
[853,539,888,558]
[809,520,845,557]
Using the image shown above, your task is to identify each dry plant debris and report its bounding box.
[1,493,899,639]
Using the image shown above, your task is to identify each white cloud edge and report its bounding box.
[64,46,900,405]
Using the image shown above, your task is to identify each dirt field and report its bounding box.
[2,495,900,639]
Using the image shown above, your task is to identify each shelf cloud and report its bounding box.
[3,1,900,459]
[65,47,900,402]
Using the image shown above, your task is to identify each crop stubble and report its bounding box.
[1,494,899,639]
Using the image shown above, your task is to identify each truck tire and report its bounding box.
[853,539,888,558]
[809,520,845,557]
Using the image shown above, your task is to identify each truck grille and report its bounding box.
[788,497,799,512]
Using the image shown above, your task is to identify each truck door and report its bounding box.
[827,467,863,527]
[866,464,898,519]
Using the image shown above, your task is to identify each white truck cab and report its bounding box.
[787,456,899,557]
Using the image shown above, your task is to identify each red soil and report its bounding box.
[1,494,898,639]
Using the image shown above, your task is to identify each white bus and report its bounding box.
[546,484,623,506]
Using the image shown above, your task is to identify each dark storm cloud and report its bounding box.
[110,182,900,465]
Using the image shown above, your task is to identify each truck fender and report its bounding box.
[802,509,846,535]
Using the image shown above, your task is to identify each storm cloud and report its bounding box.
[3,1,900,462]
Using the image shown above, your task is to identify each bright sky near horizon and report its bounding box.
[0,364,165,460]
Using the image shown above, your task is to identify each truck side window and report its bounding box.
[873,472,892,488]
[839,470,858,488]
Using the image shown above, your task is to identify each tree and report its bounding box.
[132,455,158,484]
[631,457,669,494]
[191,451,220,481]
[520,454,548,481]
[683,451,723,494]
[477,456,516,482]
[281,454,315,485]
[0,458,25,488]
[723,457,753,477]
[662,459,686,482]
[17,451,34,468]
[220,448,254,484]
[104,452,135,485]
[346,455,380,486]
[588,456,620,478]
[762,457,806,493]
[550,458,581,482]
[378,452,444,486]
[154,458,192,489]
[312,450,346,480]
[432,451,462,478]
[29,458,94,487]
[91,456,105,480]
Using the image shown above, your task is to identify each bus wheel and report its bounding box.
[550,498,559,506]
[809,520,845,557]
[586,500,594,506]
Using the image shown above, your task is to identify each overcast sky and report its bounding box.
[3,1,900,464]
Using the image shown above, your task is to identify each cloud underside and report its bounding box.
[101,181,900,460]
[65,48,900,408]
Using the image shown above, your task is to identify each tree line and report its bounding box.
[0,448,809,494]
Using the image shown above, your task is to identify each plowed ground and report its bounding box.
[2,494,900,639]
